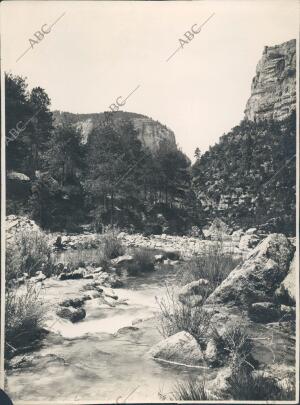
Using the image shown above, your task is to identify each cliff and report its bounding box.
[52,111,177,152]
[244,39,296,122]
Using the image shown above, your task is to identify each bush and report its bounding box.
[220,326,256,371]
[5,283,47,358]
[171,379,209,400]
[127,248,155,275]
[176,242,241,291]
[102,232,125,259]
[227,368,295,400]
[6,230,54,281]
[156,286,211,343]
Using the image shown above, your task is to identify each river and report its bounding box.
[6,263,208,402]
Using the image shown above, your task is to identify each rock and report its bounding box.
[276,254,296,304]
[207,234,294,307]
[206,367,232,394]
[111,255,133,267]
[154,254,164,263]
[102,287,118,300]
[248,302,280,323]
[244,39,296,121]
[205,339,218,366]
[149,331,204,366]
[71,268,85,279]
[231,229,244,242]
[245,227,257,235]
[239,234,260,250]
[83,274,94,279]
[32,271,46,282]
[279,305,295,321]
[59,297,85,308]
[92,267,103,274]
[116,326,139,335]
[59,268,85,280]
[56,307,86,323]
[179,279,209,296]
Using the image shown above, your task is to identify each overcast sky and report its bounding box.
[1,0,298,159]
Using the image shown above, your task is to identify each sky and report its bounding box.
[1,0,299,160]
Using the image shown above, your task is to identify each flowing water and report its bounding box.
[6,264,209,403]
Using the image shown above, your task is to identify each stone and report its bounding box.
[231,229,244,242]
[149,331,204,366]
[111,255,133,267]
[56,307,86,323]
[205,339,218,366]
[207,234,294,307]
[239,234,260,250]
[83,274,94,279]
[102,287,118,300]
[179,279,209,297]
[154,254,164,263]
[71,268,85,279]
[245,227,257,235]
[59,297,85,308]
[276,254,296,304]
[33,271,46,282]
[248,302,280,323]
[280,305,295,321]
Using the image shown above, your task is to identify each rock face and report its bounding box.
[244,39,296,122]
[52,111,177,153]
[149,331,204,366]
[276,254,296,304]
[206,234,295,307]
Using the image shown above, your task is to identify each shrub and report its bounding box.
[176,242,241,291]
[227,368,295,400]
[220,326,256,371]
[6,230,54,282]
[102,232,125,259]
[5,283,47,358]
[156,286,211,343]
[127,248,155,275]
[171,379,209,400]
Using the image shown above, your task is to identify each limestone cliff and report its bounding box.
[244,39,296,122]
[52,111,176,152]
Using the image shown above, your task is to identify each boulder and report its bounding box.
[56,307,86,323]
[207,234,294,307]
[275,254,296,304]
[248,302,280,323]
[149,331,204,366]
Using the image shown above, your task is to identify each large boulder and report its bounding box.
[275,254,296,305]
[207,234,294,307]
[149,331,204,366]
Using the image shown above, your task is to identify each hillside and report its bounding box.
[192,39,296,234]
[52,110,177,152]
